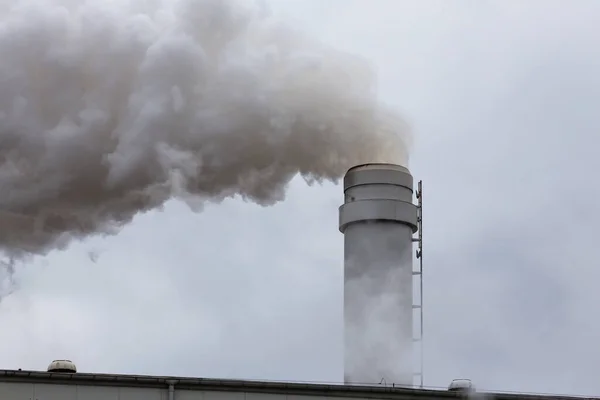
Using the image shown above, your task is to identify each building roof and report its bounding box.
[0,369,595,400]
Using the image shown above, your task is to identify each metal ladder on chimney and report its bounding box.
[412,181,424,388]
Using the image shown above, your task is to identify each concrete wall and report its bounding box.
[0,370,455,400]
[0,381,394,400]
[1,370,583,400]
[1,381,166,400]
[0,379,588,400]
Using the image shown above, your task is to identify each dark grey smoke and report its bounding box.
[0,0,409,258]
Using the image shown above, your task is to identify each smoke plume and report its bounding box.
[0,0,409,258]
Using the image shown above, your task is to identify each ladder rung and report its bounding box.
[412,305,421,309]
[412,271,421,275]
[412,238,420,242]
[413,338,421,342]
[413,372,422,376]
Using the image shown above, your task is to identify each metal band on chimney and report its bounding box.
[339,163,418,233]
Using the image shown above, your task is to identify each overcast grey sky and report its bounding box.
[1,0,600,396]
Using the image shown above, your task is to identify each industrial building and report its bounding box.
[0,366,593,400]
[0,164,591,399]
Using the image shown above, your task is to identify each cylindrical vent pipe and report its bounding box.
[339,163,418,386]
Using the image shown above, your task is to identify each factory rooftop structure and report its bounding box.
[0,367,596,400]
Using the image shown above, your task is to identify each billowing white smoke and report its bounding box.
[0,0,409,257]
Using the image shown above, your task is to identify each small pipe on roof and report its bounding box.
[166,379,178,400]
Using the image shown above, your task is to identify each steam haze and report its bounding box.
[0,0,408,257]
[1,0,600,398]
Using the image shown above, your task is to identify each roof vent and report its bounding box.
[47,360,77,373]
[448,379,474,393]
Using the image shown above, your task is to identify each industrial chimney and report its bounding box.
[339,163,418,386]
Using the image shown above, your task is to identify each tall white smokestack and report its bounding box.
[339,163,418,386]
